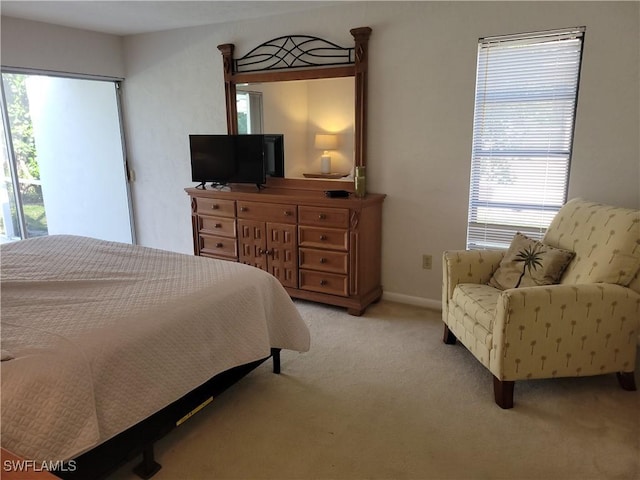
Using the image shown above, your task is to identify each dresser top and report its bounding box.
[185,186,385,207]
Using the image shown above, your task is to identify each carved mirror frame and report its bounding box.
[217,27,371,190]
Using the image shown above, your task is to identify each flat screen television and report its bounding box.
[190,134,284,189]
[263,134,285,178]
[190,134,267,188]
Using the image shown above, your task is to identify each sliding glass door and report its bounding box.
[1,72,133,244]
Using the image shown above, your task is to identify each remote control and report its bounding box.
[325,190,350,198]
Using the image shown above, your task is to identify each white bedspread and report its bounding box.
[0,235,310,462]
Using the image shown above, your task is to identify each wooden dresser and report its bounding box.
[186,186,385,315]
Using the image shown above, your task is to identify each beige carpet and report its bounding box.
[109,300,639,480]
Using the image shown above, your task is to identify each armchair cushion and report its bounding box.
[452,283,500,333]
[543,198,640,287]
[488,233,575,290]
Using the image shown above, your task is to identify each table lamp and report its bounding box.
[314,134,338,174]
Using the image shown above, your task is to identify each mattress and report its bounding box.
[0,235,310,462]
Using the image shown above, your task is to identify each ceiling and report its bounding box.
[0,1,343,36]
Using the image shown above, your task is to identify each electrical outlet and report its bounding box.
[422,254,432,270]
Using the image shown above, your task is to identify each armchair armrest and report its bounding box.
[442,249,504,301]
[491,283,640,380]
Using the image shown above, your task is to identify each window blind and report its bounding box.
[467,27,585,250]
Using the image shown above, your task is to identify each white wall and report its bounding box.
[2,2,638,306]
[121,1,639,305]
[306,77,355,176]
[26,76,132,243]
[0,16,124,78]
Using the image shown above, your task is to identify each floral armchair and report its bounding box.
[442,198,640,408]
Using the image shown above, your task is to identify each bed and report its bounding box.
[0,235,310,478]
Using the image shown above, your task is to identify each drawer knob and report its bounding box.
[284,210,292,216]
[320,258,327,264]
[318,214,326,220]
[211,204,219,210]
[240,206,248,212]
[320,280,328,286]
[214,223,222,228]
[216,242,223,248]
[320,235,327,241]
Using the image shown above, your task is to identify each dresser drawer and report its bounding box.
[298,226,348,251]
[299,248,348,274]
[299,269,348,297]
[198,216,236,238]
[199,234,237,258]
[237,201,297,224]
[196,198,236,217]
[298,206,350,228]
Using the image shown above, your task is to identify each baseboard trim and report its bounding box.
[381,292,442,311]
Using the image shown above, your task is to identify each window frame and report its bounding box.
[466,27,586,250]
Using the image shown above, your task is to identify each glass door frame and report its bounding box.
[0,67,136,243]
[1,82,28,239]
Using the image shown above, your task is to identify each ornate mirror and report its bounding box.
[218,27,371,190]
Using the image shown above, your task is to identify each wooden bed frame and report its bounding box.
[56,349,281,480]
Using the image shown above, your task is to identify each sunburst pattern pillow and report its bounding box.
[488,233,575,290]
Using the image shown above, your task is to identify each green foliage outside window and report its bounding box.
[3,74,39,182]
[2,73,47,236]
[237,112,248,134]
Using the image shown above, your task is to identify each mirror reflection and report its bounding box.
[236,77,355,180]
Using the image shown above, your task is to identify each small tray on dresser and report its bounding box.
[303,172,349,179]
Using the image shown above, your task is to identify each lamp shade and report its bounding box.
[314,134,338,151]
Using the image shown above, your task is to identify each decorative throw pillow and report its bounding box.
[488,233,575,290]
